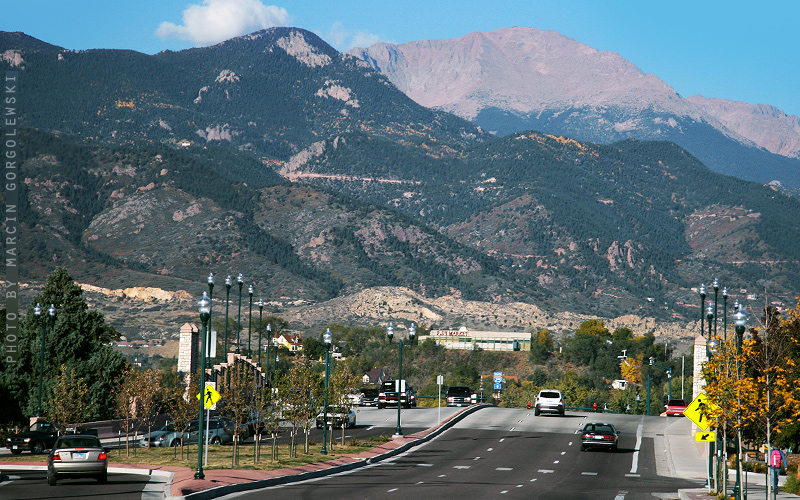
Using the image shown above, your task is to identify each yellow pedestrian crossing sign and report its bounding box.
[695,431,715,442]
[197,383,221,410]
[684,393,718,431]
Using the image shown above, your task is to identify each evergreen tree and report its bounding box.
[0,267,128,422]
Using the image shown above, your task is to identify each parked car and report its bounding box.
[316,406,357,429]
[47,434,108,485]
[580,422,620,452]
[6,420,59,454]
[534,389,566,416]
[360,388,380,407]
[346,390,364,406]
[139,422,180,448]
[664,399,688,416]
[446,386,474,407]
[378,380,417,409]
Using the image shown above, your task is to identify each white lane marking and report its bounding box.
[615,491,628,500]
[530,478,538,482]
[388,488,398,492]
[417,463,433,467]
[474,456,481,460]
[454,465,470,469]
[553,460,560,464]
[581,472,598,476]
[538,469,554,473]
[367,426,376,431]
[630,423,643,474]
[496,467,512,471]
[499,438,505,442]
[561,451,566,455]
[568,441,573,446]
[625,474,640,478]
[501,491,509,494]
[509,427,516,431]
[416,481,424,484]
[438,474,446,477]
[517,485,523,488]
[487,447,494,451]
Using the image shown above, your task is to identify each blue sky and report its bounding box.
[5,0,799,117]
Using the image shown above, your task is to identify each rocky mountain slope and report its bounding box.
[350,27,800,189]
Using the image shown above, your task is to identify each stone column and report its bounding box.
[692,334,708,402]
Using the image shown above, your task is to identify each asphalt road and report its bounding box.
[1,407,703,500]
[218,407,701,500]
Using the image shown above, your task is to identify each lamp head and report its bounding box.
[237,273,244,286]
[722,287,728,299]
[649,356,654,365]
[713,279,719,292]
[706,304,714,321]
[34,303,42,317]
[48,304,56,317]
[708,338,719,354]
[225,275,232,289]
[386,322,394,341]
[733,308,747,329]
[198,291,211,321]
[266,323,272,332]
[207,272,215,286]
[248,284,254,296]
[258,299,264,311]
[323,328,333,347]
[699,283,706,299]
[408,322,416,341]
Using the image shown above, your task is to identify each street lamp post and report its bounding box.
[258,300,264,368]
[387,322,416,436]
[321,328,332,455]
[236,274,243,354]
[649,357,673,402]
[195,292,211,480]
[722,288,729,342]
[247,284,254,357]
[33,303,56,417]
[223,276,231,357]
[207,273,214,360]
[700,284,707,337]
[732,307,747,500]
[706,304,717,491]
[265,324,272,386]
[713,279,719,338]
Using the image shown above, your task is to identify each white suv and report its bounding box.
[534,389,566,416]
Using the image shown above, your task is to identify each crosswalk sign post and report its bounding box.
[197,383,221,410]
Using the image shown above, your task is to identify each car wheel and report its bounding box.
[377,403,383,409]
[97,471,107,483]
[47,467,57,486]
[534,409,540,416]
[10,449,22,455]
[559,409,565,417]
[32,441,44,454]
[170,439,180,447]
[580,445,586,452]
[611,444,618,453]
[211,436,221,445]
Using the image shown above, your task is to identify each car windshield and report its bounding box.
[158,423,175,432]
[667,400,687,406]
[448,387,471,395]
[540,391,561,398]
[57,437,101,449]
[363,389,378,396]
[30,422,55,432]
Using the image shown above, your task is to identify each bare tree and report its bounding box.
[137,369,166,451]
[222,362,256,466]
[165,373,197,459]
[114,366,141,457]
[330,363,361,446]
[46,364,94,434]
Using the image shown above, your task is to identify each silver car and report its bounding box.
[47,435,108,485]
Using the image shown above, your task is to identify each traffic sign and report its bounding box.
[494,383,502,390]
[695,431,715,442]
[493,371,503,384]
[197,383,221,410]
[683,393,718,431]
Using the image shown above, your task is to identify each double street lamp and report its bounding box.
[223,276,232,356]
[33,303,56,417]
[248,285,254,357]
[321,328,333,455]
[732,307,747,500]
[195,292,212,480]
[387,322,415,436]
[258,299,264,368]
[236,274,244,353]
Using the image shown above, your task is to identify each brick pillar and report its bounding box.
[693,334,708,402]
[177,323,199,377]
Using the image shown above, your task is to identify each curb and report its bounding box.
[168,404,491,500]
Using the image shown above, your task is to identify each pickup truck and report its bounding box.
[378,380,417,409]
[6,421,59,454]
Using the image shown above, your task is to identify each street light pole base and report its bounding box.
[392,433,404,439]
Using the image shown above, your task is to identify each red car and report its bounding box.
[664,399,687,416]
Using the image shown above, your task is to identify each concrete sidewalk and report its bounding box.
[660,417,800,500]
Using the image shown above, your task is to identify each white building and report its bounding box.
[418,327,531,351]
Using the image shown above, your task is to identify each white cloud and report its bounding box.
[156,0,289,46]
[327,22,383,51]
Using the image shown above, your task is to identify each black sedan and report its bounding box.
[580,422,619,452]
[6,421,58,454]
